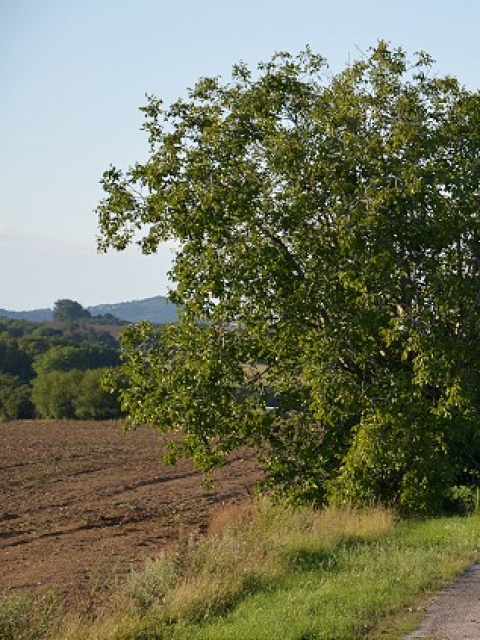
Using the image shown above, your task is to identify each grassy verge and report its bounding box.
[1,501,479,640]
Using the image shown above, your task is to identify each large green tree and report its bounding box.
[97,42,480,513]
[53,299,91,322]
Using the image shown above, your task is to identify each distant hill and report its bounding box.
[0,296,178,324]
[0,307,53,322]
[89,296,178,323]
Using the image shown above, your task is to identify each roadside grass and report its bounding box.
[1,500,479,640]
[184,518,477,640]
[0,590,63,640]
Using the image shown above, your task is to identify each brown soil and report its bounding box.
[0,420,260,605]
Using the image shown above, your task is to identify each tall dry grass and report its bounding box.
[51,499,395,638]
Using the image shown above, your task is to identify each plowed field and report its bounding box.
[0,421,259,604]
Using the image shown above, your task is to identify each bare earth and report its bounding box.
[0,420,260,604]
[404,563,480,640]
[3,420,480,637]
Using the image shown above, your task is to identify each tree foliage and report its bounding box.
[0,373,34,421]
[33,344,120,376]
[73,368,122,420]
[0,338,34,381]
[0,317,123,422]
[97,42,480,513]
[32,370,82,419]
[53,299,91,322]
[32,368,121,420]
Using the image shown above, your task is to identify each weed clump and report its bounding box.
[0,591,62,640]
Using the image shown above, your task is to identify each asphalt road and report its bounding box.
[404,563,480,639]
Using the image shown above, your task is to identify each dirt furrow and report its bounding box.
[0,420,259,602]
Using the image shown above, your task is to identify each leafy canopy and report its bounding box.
[97,42,480,513]
[53,299,91,322]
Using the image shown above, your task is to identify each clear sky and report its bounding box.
[1,0,479,310]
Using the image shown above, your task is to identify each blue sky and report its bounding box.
[1,0,479,310]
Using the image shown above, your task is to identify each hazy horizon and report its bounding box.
[0,292,173,314]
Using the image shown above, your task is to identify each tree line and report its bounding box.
[0,300,125,421]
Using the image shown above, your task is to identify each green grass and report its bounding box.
[170,511,479,640]
[1,502,479,640]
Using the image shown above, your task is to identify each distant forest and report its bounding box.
[0,297,174,422]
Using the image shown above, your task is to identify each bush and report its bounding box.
[448,486,480,514]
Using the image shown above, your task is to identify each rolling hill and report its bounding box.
[0,296,178,324]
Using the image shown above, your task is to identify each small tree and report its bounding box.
[32,370,82,419]
[97,42,480,513]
